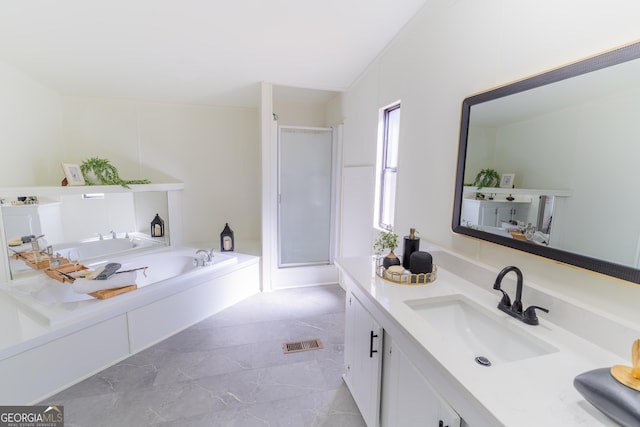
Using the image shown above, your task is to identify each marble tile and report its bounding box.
[156,384,365,427]
[41,284,364,426]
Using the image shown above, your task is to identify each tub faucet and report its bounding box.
[195,249,215,266]
[493,265,549,325]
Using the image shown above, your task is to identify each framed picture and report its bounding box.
[500,173,515,188]
[61,163,85,186]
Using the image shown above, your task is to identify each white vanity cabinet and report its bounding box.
[461,198,530,227]
[343,274,461,427]
[381,333,461,427]
[344,290,383,427]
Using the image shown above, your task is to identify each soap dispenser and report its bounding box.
[402,228,420,270]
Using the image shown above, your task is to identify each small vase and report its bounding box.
[84,170,99,185]
[383,251,401,269]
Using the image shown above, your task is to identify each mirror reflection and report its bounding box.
[454,42,640,283]
[3,191,169,279]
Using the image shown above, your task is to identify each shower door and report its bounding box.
[278,126,333,267]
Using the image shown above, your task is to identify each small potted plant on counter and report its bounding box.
[374,227,401,269]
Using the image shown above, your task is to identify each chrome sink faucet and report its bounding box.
[493,265,549,325]
[194,248,215,266]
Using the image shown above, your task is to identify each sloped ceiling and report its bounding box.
[0,0,427,107]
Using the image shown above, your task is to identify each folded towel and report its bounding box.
[71,272,137,294]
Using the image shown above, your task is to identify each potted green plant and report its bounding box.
[80,157,150,189]
[373,228,401,269]
[472,168,500,190]
[472,168,500,199]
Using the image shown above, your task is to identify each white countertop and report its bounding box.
[336,256,629,427]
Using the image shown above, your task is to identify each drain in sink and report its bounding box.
[475,356,492,367]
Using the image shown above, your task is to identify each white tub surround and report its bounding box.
[0,249,259,405]
[337,254,637,426]
[2,247,239,326]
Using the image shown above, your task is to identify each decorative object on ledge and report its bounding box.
[375,258,437,285]
[9,196,39,205]
[79,157,151,188]
[151,213,165,237]
[220,223,234,251]
[373,227,400,269]
[611,339,640,392]
[500,173,515,188]
[61,163,86,186]
[574,340,640,426]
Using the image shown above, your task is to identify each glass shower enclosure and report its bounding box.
[278,126,334,267]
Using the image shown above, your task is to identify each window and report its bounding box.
[375,102,401,230]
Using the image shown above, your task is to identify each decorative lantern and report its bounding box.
[220,223,234,251]
[151,213,164,237]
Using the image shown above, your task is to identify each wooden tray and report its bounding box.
[507,229,528,241]
[375,261,437,286]
[90,285,137,299]
[44,263,89,283]
[12,250,70,270]
[45,263,138,299]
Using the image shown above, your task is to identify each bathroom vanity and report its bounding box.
[338,251,637,426]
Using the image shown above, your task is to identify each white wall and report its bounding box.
[340,0,640,325]
[0,60,261,252]
[0,61,62,186]
[62,97,261,250]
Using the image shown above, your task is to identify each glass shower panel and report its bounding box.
[278,127,333,267]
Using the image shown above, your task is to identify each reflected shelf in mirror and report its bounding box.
[462,187,572,197]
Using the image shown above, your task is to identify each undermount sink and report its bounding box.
[405,294,557,366]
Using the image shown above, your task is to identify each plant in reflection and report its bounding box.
[80,157,150,188]
[472,168,500,190]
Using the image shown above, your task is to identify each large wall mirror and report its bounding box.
[453,41,640,284]
[2,189,170,280]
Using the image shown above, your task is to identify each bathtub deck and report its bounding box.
[1,249,239,326]
[0,250,260,404]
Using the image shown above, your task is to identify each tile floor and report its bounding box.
[43,284,366,427]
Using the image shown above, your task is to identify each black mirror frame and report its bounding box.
[452,41,640,284]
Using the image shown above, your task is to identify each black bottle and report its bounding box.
[402,228,420,270]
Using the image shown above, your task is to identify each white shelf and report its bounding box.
[463,186,572,197]
[0,183,184,199]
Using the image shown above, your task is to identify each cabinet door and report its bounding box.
[344,292,383,427]
[474,203,497,227]
[460,199,480,226]
[381,333,460,427]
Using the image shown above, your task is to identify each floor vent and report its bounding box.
[282,338,323,354]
